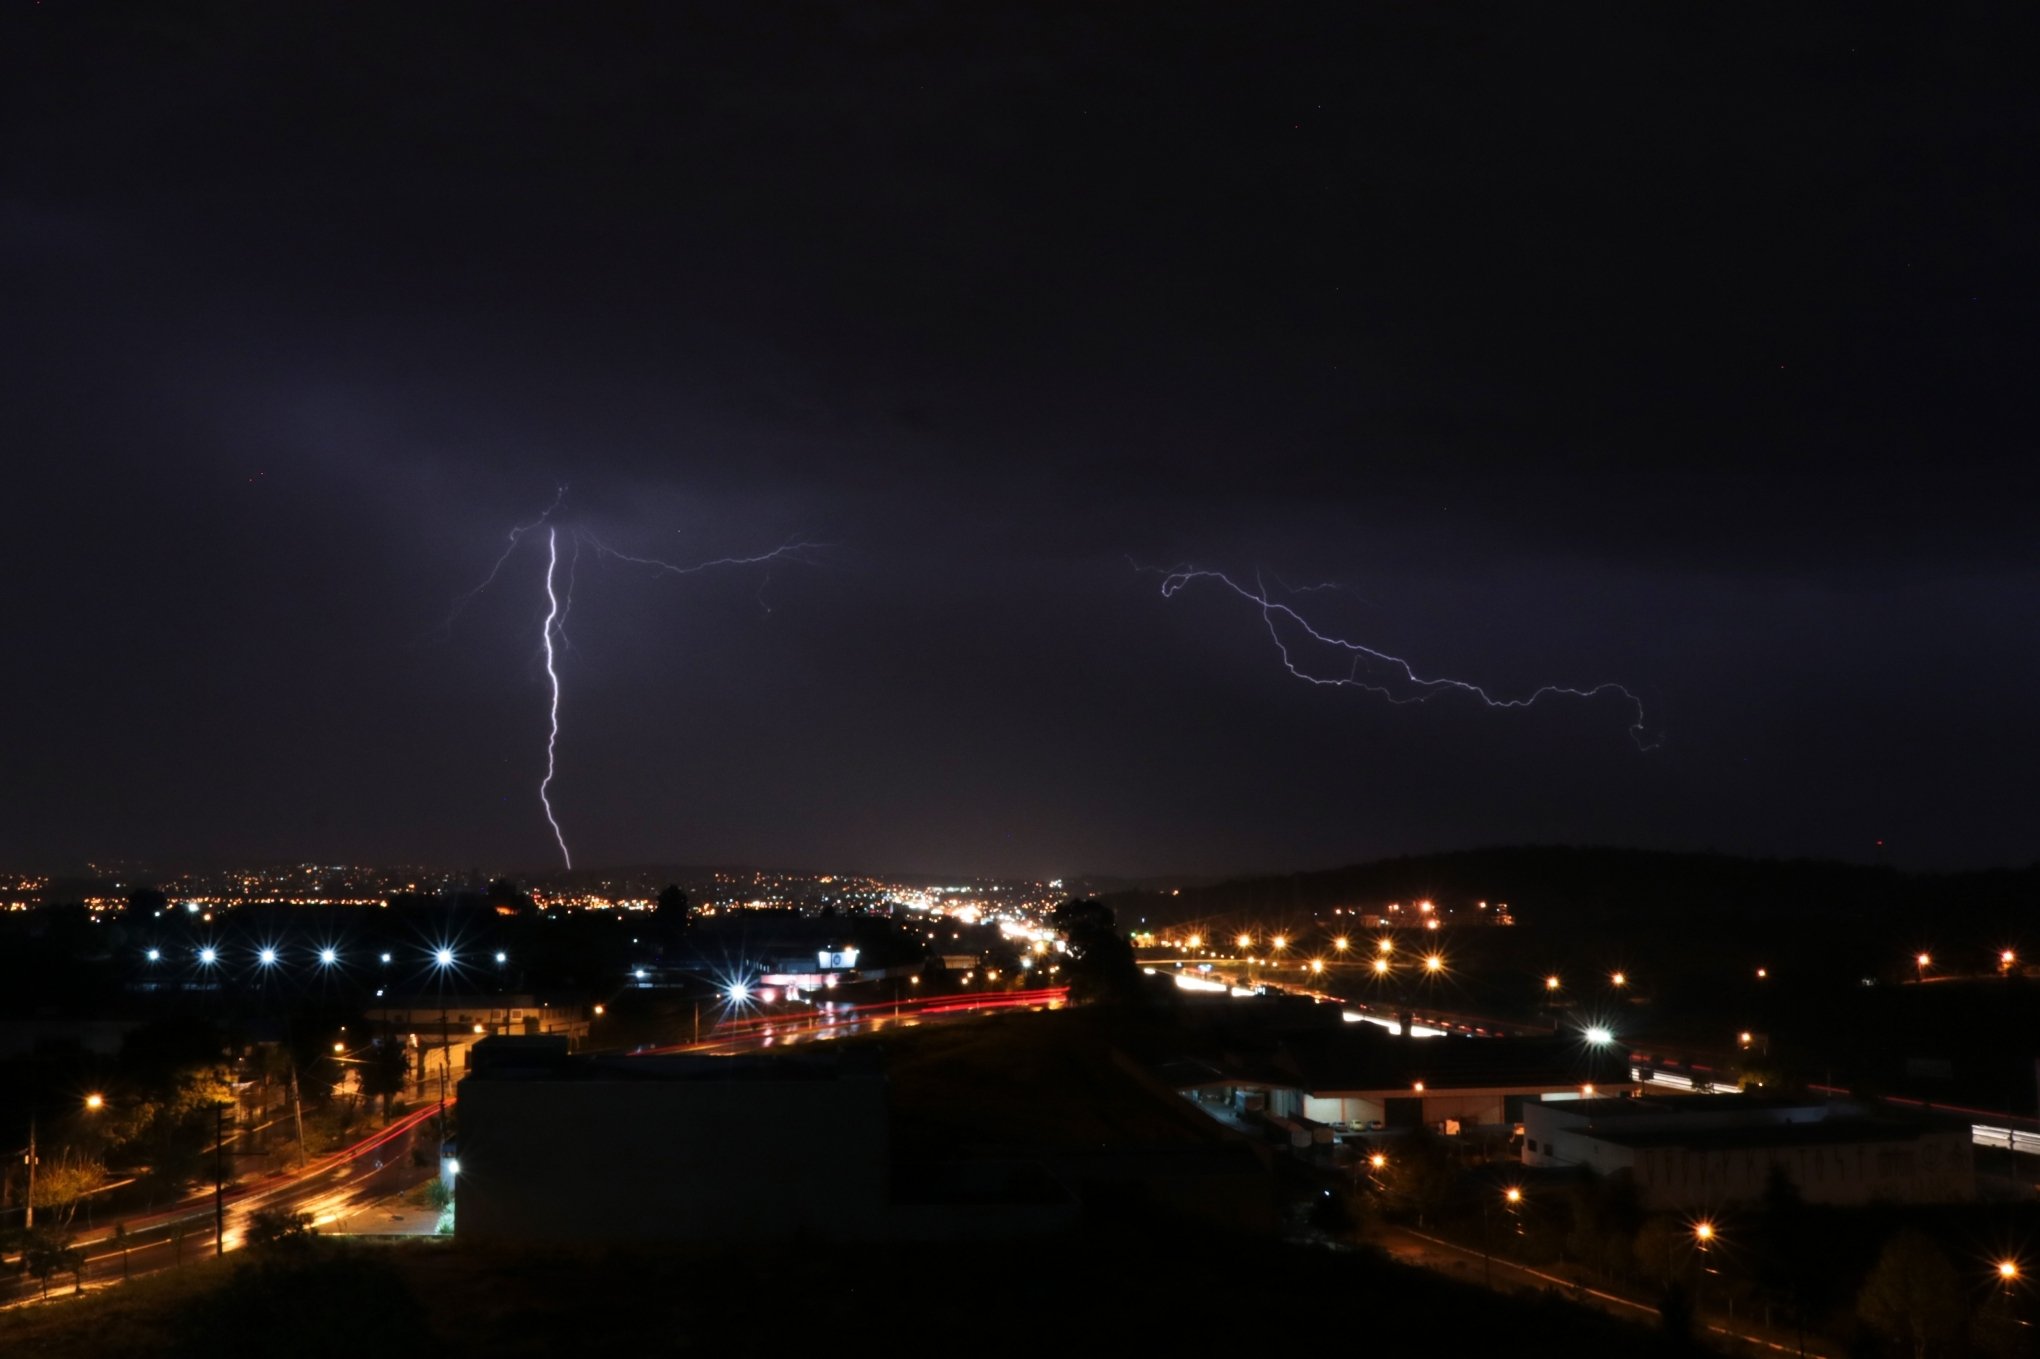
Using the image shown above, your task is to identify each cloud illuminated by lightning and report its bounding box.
[1152,564,1656,748]
[449,491,824,868]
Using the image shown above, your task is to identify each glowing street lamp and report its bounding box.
[1271,935,1288,952]
[1504,1186,1523,1206]
[1999,1259,2020,1283]
[1915,952,1932,983]
[2001,950,2018,972]
[1236,933,1253,952]
[1423,953,1444,974]
[1545,974,1562,992]
[1369,1152,1387,1171]
[1694,1220,1715,1245]
[1377,938,1394,955]
[145,947,161,963]
[318,947,338,966]
[1334,936,1350,953]
[257,947,279,967]
[435,947,455,969]
[1373,958,1391,976]
[1184,934,1202,950]
[1610,971,1627,987]
[1308,959,1325,976]
[198,947,218,966]
[84,1093,105,1112]
[1584,1026,1613,1046]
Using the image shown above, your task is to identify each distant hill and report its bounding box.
[1101,845,2040,976]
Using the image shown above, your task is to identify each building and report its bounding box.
[1165,1023,1634,1136]
[457,1037,894,1244]
[1521,1094,1975,1207]
[365,993,591,1098]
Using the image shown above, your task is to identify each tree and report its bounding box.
[1856,1230,1966,1359]
[360,1038,411,1119]
[656,883,690,921]
[28,1151,105,1230]
[245,1206,316,1251]
[1377,1129,1458,1228]
[1566,1169,1644,1278]
[1050,898,1142,1006]
[21,1226,85,1299]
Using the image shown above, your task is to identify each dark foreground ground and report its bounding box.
[0,1221,1693,1359]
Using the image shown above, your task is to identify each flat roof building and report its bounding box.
[1523,1094,1974,1208]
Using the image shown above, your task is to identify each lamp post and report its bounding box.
[433,947,455,1154]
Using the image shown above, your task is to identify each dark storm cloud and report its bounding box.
[4,3,2035,874]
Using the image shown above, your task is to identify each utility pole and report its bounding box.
[290,1063,306,1167]
[214,1102,226,1257]
[22,1115,35,1232]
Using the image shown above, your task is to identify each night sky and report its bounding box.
[6,4,2036,878]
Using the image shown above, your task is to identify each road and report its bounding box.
[1372,1222,1829,1357]
[4,983,1065,1307]
[631,984,1068,1056]
[3,1102,446,1307]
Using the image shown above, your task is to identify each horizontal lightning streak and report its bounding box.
[1155,565,1656,749]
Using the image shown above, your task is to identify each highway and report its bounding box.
[4,982,1065,1307]
[3,1101,448,1306]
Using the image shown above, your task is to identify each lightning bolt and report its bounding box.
[1153,564,1657,749]
[539,527,571,869]
[581,533,828,579]
[447,492,824,868]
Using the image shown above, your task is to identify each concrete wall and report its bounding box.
[456,1069,890,1244]
[1625,1130,1975,1209]
[1303,1095,1385,1126]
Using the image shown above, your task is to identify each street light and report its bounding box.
[1271,935,1287,952]
[84,1093,105,1111]
[257,947,278,967]
[318,947,338,966]
[1999,1259,2020,1282]
[1610,971,1627,987]
[1334,936,1349,953]
[1235,933,1252,952]
[1585,1026,1613,1046]
[1915,952,1931,983]
[198,946,217,966]
[1423,953,1444,974]
[1545,974,1562,992]
[1377,938,1394,955]
[1373,958,1391,976]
